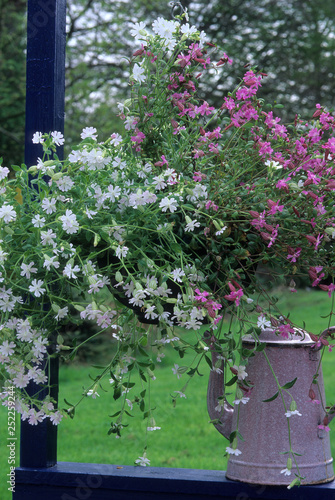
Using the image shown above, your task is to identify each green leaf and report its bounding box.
[263,391,279,402]
[137,345,149,358]
[226,376,237,386]
[63,398,74,407]
[204,354,213,369]
[109,411,121,418]
[113,386,122,400]
[281,377,297,390]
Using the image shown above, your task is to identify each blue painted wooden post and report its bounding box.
[13,1,335,499]
[19,0,66,470]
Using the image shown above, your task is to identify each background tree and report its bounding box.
[64,0,335,144]
[0,0,26,166]
[1,0,334,162]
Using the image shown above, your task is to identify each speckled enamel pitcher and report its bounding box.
[207,327,335,485]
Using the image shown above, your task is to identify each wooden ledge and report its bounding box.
[13,462,335,500]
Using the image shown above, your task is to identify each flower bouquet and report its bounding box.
[1,12,335,484]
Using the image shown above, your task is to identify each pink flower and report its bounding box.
[224,282,244,307]
[205,200,218,211]
[222,97,235,110]
[194,288,210,303]
[276,323,295,339]
[195,101,215,116]
[267,199,284,215]
[154,155,168,167]
[318,424,330,432]
[318,283,335,298]
[287,247,301,263]
[131,129,146,144]
[276,178,290,192]
[193,171,206,182]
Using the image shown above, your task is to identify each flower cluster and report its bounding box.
[0,14,335,472]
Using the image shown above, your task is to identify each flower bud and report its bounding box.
[51,172,63,181]
[309,388,316,400]
[115,271,123,283]
[289,400,297,412]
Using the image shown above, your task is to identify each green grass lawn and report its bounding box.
[1,289,335,499]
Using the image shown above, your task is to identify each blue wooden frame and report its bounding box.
[13,1,335,499]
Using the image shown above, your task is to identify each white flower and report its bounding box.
[135,454,150,467]
[147,426,161,431]
[87,389,100,399]
[144,305,158,320]
[172,363,181,379]
[55,306,68,321]
[81,127,97,140]
[152,175,167,191]
[106,185,121,202]
[43,255,60,270]
[32,131,44,144]
[32,336,48,357]
[32,214,46,227]
[0,204,16,223]
[56,175,75,192]
[41,229,57,246]
[257,314,272,330]
[180,23,197,37]
[20,262,37,279]
[280,468,291,476]
[37,158,56,174]
[0,340,16,356]
[198,30,207,49]
[0,166,10,180]
[13,372,30,389]
[116,245,128,259]
[42,197,57,214]
[215,226,227,236]
[232,365,248,380]
[63,263,80,279]
[233,397,250,405]
[29,279,46,297]
[265,159,282,170]
[226,446,242,456]
[130,21,147,39]
[174,391,186,398]
[59,210,79,234]
[0,250,8,263]
[28,409,45,425]
[171,268,185,282]
[159,196,178,213]
[185,220,200,232]
[51,130,65,146]
[132,63,146,84]
[285,409,302,418]
[49,411,63,425]
[110,133,122,146]
[152,17,178,40]
[85,207,97,219]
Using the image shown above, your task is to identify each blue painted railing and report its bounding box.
[13,1,335,499]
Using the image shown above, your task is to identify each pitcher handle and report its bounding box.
[204,332,234,440]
